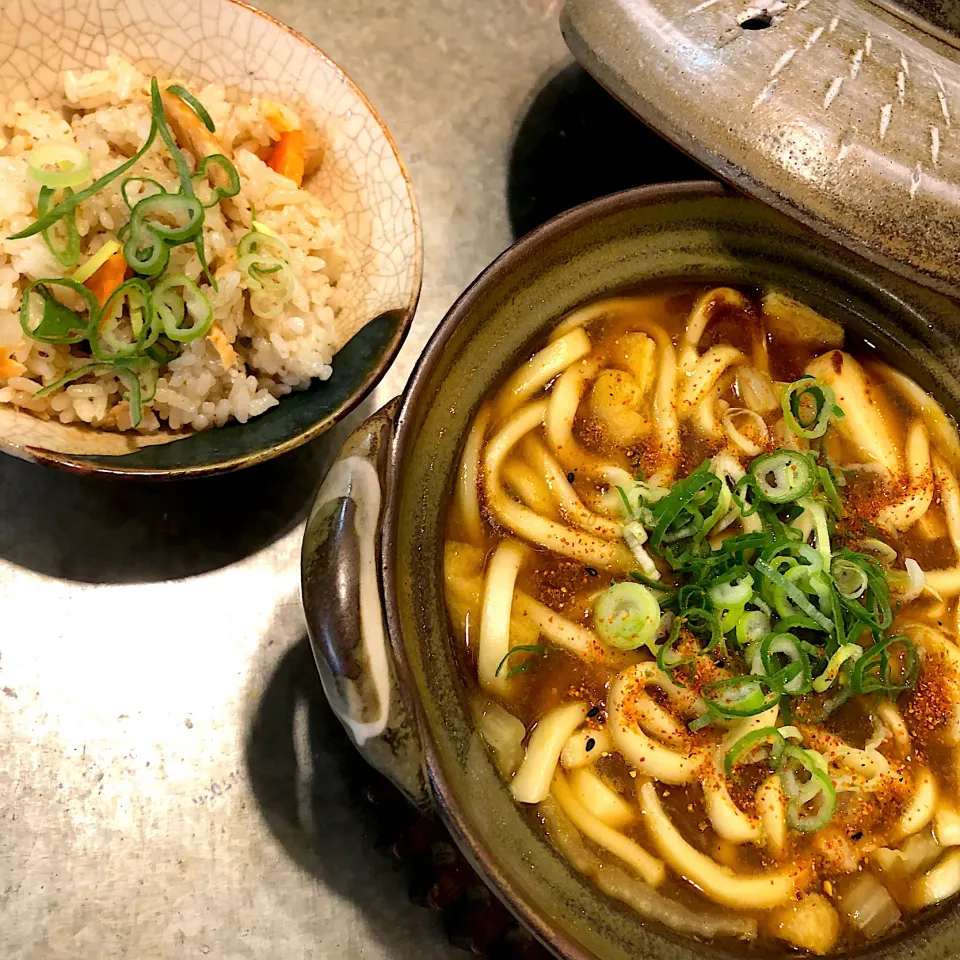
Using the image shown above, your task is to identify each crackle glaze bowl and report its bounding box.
[0,0,420,477]
[302,183,960,960]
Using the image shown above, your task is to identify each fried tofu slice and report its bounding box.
[762,291,844,350]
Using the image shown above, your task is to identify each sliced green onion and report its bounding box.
[736,609,771,648]
[781,376,841,440]
[719,531,770,556]
[72,239,122,284]
[238,252,295,316]
[32,362,114,399]
[833,549,893,629]
[253,263,284,275]
[28,143,90,189]
[145,334,180,365]
[780,746,821,802]
[689,709,719,732]
[130,192,205,244]
[677,584,709,612]
[802,497,832,572]
[595,582,660,651]
[793,542,826,573]
[812,643,863,693]
[724,727,786,777]
[808,569,833,607]
[495,644,546,679]
[860,538,897,565]
[780,745,836,833]
[602,440,908,733]
[833,558,869,599]
[772,564,818,621]
[192,154,241,207]
[138,362,159,403]
[639,479,671,502]
[680,606,720,648]
[20,278,96,344]
[623,520,660,580]
[752,595,772,616]
[656,607,719,676]
[755,557,835,633]
[718,603,745,635]
[656,619,691,674]
[702,675,779,718]
[749,451,816,504]
[732,474,761,517]
[166,84,216,132]
[122,217,171,278]
[778,725,803,743]
[697,470,733,542]
[817,463,844,514]
[709,570,754,607]
[37,185,80,266]
[776,615,821,634]
[758,632,812,695]
[153,274,214,343]
[92,279,153,359]
[849,634,919,695]
[652,464,723,548]
[120,177,168,210]
[629,571,674,593]
[238,226,291,261]
[114,364,145,428]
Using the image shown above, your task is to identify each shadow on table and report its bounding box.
[507,62,712,240]
[0,400,371,584]
[244,637,450,957]
[246,636,550,959]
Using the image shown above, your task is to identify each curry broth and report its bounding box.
[443,285,960,953]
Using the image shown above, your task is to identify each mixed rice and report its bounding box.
[0,57,345,433]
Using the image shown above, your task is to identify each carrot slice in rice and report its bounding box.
[0,348,26,379]
[84,249,128,307]
[266,129,305,186]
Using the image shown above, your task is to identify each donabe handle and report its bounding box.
[301,398,428,807]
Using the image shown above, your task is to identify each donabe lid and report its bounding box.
[561,0,960,299]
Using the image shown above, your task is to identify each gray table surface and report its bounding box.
[0,2,706,957]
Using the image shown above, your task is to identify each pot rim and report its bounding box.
[381,180,732,960]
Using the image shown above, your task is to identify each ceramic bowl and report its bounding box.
[0,0,420,477]
[302,182,960,960]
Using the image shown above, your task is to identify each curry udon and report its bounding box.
[443,287,960,954]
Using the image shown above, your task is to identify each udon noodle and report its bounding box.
[443,286,960,954]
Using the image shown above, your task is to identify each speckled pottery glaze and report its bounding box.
[303,183,960,960]
[561,0,960,302]
[0,0,421,477]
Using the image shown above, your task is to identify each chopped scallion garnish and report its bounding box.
[595,581,660,651]
[167,83,216,132]
[495,645,546,679]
